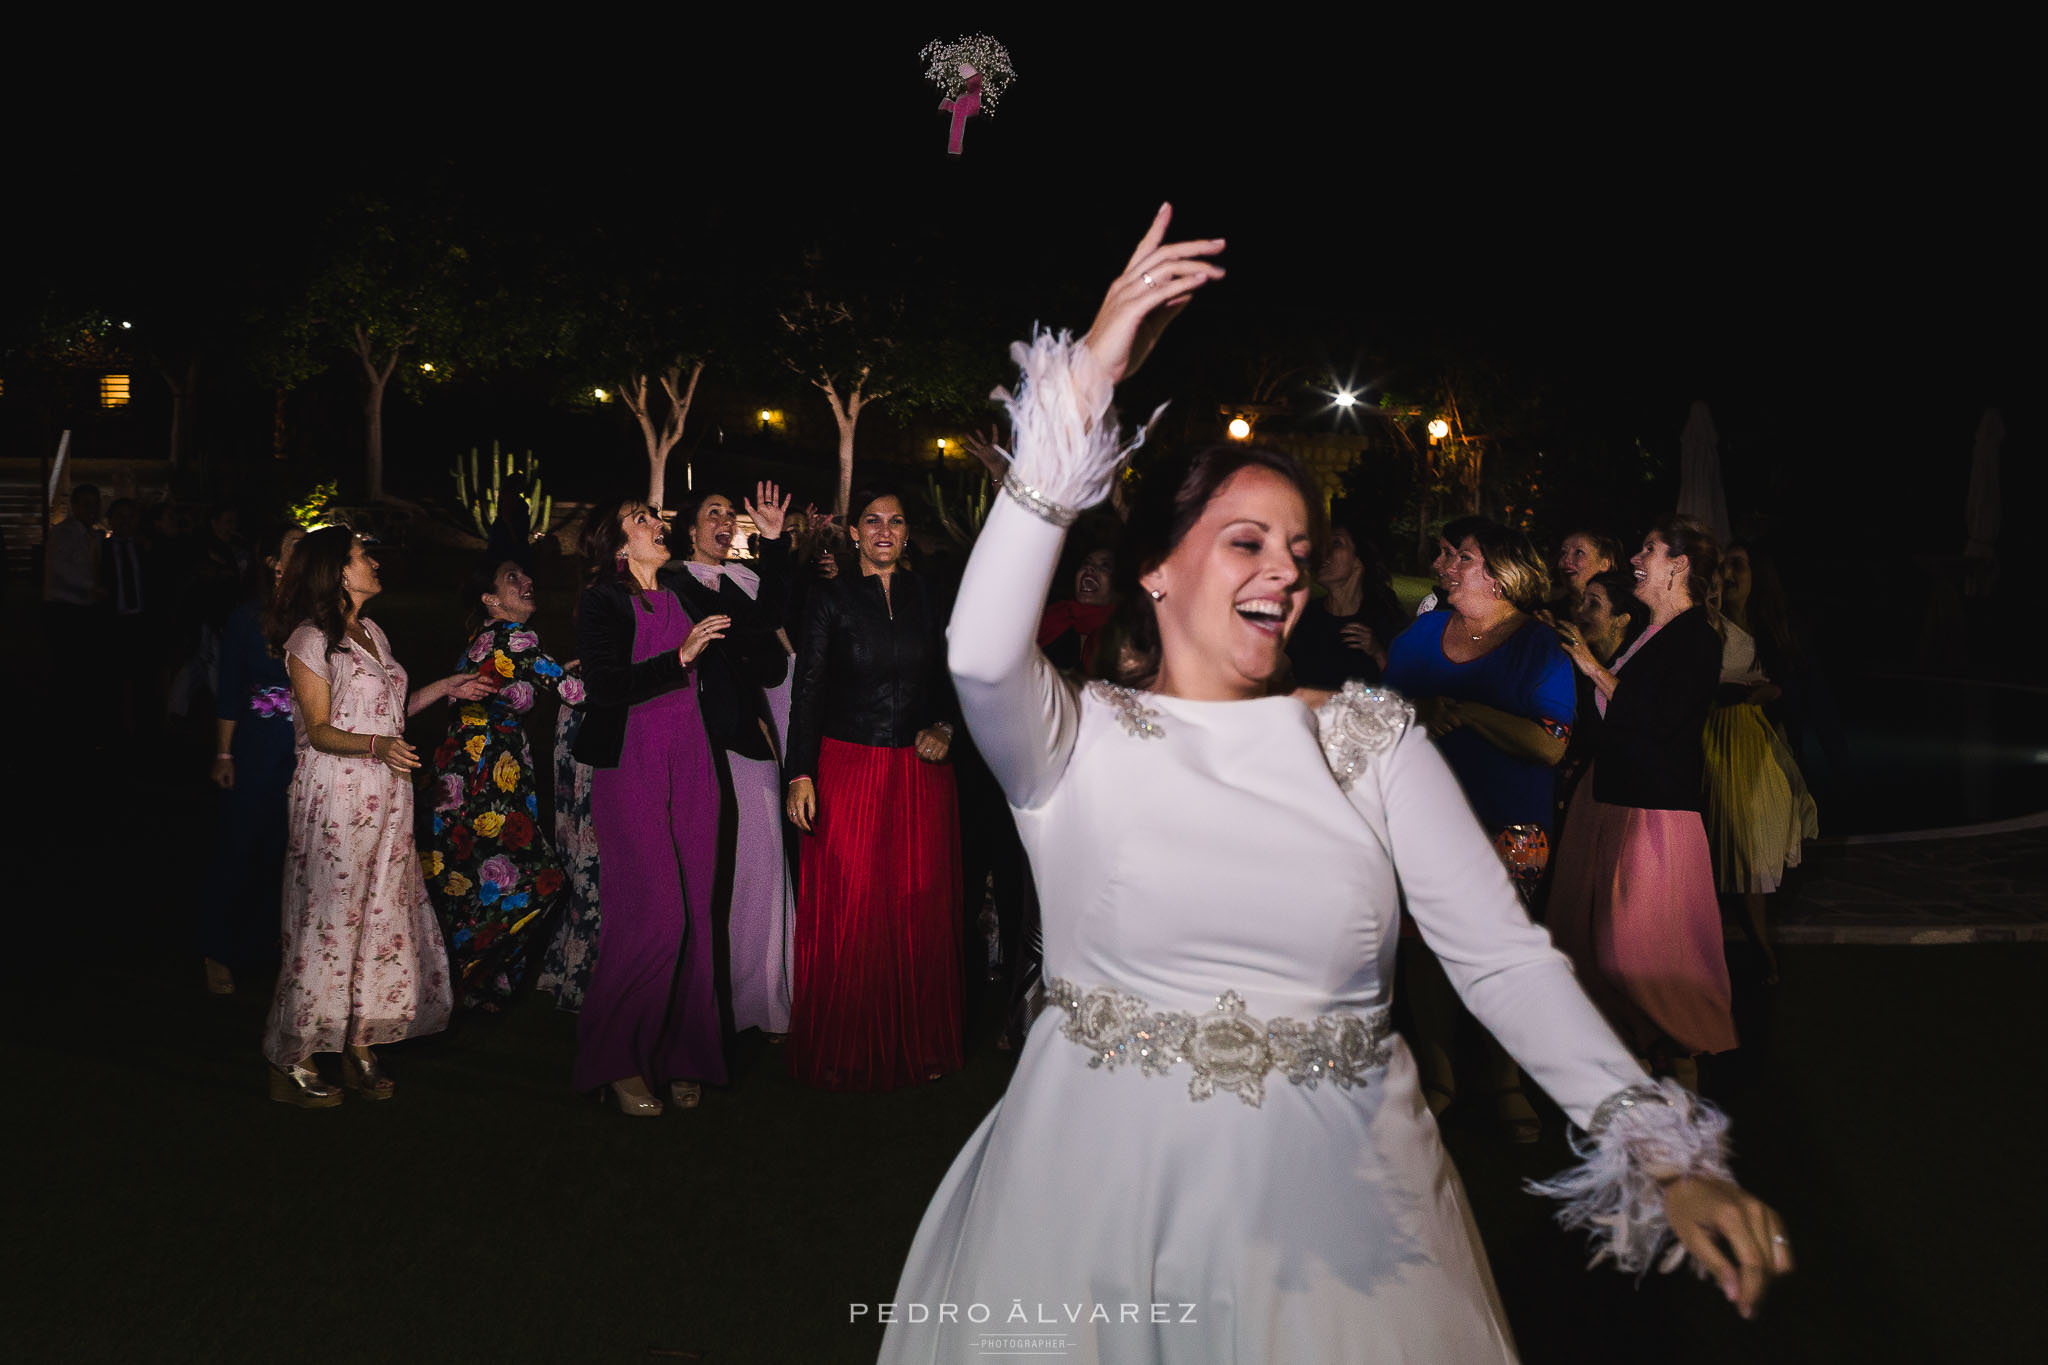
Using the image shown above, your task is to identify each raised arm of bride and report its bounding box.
[948,204,1225,810]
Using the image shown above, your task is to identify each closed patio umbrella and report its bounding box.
[1676,399,1732,546]
[1964,407,2003,597]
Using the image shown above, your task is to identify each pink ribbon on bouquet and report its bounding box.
[939,72,982,155]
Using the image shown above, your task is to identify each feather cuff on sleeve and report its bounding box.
[1524,1079,1734,1277]
[992,329,1162,517]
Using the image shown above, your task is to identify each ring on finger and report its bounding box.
[1141,272,1156,287]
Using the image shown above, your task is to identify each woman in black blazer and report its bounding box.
[1549,515,1735,1088]
[783,487,963,1091]
[665,483,798,1039]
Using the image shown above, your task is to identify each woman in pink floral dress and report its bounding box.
[260,527,496,1107]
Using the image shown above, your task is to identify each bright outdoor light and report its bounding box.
[1334,390,1357,408]
[119,321,132,330]
[936,438,949,450]
[1228,417,1252,440]
[592,388,609,402]
[420,362,435,373]
[760,410,773,422]
[1427,418,1451,441]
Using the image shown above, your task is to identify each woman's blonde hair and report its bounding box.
[1461,521,1552,612]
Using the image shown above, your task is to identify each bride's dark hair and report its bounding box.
[1112,444,1327,689]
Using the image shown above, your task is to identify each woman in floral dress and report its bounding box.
[421,558,581,1010]
[261,527,495,1106]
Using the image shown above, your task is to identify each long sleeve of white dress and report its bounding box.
[1375,725,1648,1127]
[948,330,1143,811]
[948,493,1081,811]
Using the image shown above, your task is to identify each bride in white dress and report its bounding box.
[878,206,1790,1364]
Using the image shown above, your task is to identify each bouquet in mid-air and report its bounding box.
[919,34,1015,156]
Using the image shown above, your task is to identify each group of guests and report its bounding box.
[180,446,1813,1132]
[205,478,972,1114]
[1362,514,1817,1132]
[40,483,253,748]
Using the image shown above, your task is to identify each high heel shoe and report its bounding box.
[668,1080,702,1110]
[341,1048,395,1101]
[269,1061,342,1108]
[612,1081,663,1117]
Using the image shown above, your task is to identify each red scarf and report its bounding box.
[1037,600,1116,674]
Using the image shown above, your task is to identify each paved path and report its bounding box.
[1767,826,2048,944]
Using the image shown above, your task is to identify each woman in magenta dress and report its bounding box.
[1552,515,1736,1089]
[784,488,962,1091]
[260,527,495,1106]
[571,498,732,1116]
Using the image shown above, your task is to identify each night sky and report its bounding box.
[12,23,2031,539]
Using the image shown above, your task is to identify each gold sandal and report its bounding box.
[613,1081,663,1117]
[342,1048,395,1101]
[269,1062,342,1109]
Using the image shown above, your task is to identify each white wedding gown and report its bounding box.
[878,336,1727,1365]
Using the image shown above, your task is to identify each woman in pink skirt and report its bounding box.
[1551,515,1735,1088]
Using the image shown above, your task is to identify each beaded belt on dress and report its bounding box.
[1044,977,1394,1108]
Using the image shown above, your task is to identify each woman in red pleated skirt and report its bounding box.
[784,490,963,1090]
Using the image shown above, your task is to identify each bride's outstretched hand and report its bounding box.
[1661,1175,1793,1319]
[1074,202,1225,415]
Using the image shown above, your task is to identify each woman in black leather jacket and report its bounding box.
[783,488,963,1090]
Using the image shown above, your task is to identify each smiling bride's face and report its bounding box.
[1140,466,1313,702]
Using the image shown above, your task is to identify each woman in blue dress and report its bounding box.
[198,523,305,996]
[1384,520,1575,1140]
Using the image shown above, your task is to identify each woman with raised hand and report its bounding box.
[669,482,798,1037]
[571,497,731,1116]
[880,207,1789,1363]
[420,556,580,1011]
[784,485,963,1091]
[260,527,496,1106]
[1552,516,1738,1090]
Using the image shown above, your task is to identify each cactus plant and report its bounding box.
[925,472,991,548]
[452,441,552,540]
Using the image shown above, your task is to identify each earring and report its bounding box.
[1148,588,1164,602]
[616,552,629,574]
[1492,583,1503,599]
